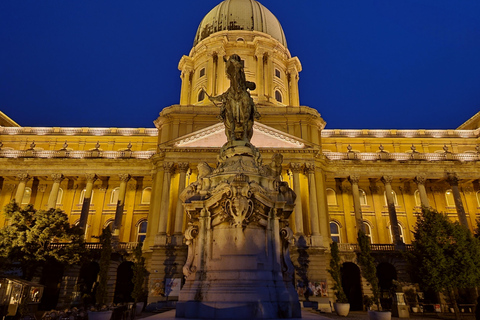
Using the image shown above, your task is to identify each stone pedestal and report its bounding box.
[175,141,301,319]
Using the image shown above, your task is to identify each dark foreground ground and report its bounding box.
[137,309,477,320]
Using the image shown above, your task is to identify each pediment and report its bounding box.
[171,122,308,149]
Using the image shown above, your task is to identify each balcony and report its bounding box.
[337,243,413,252]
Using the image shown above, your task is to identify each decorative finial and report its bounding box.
[411,144,416,152]
[127,142,132,151]
[0,141,3,150]
[95,141,100,150]
[60,141,68,151]
[347,144,353,152]
[443,144,449,153]
[379,144,384,152]
[29,141,36,150]
[476,145,480,153]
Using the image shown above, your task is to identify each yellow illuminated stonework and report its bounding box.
[1,0,479,310]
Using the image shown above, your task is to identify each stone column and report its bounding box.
[381,176,403,245]
[174,163,189,237]
[349,174,365,233]
[288,69,300,106]
[179,63,193,105]
[305,164,322,246]
[447,173,469,228]
[144,164,165,249]
[217,50,227,94]
[14,173,30,204]
[113,174,130,236]
[255,50,265,102]
[79,174,97,230]
[289,163,304,235]
[313,169,330,247]
[47,174,64,209]
[414,174,430,208]
[265,53,273,100]
[158,162,174,235]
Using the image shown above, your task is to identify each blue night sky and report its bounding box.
[1,0,479,129]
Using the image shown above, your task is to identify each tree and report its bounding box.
[95,227,112,306]
[131,243,147,305]
[410,208,480,320]
[328,242,348,303]
[357,230,381,310]
[0,201,86,279]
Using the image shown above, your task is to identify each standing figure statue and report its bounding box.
[207,54,260,142]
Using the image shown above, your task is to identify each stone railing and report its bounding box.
[322,129,480,139]
[49,242,139,251]
[0,149,156,160]
[337,243,413,252]
[323,151,479,162]
[0,127,158,136]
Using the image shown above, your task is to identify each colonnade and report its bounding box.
[5,172,151,243]
[344,172,473,246]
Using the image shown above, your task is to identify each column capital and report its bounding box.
[118,174,131,183]
[446,173,459,186]
[304,163,315,174]
[381,175,393,185]
[348,174,360,185]
[51,174,64,183]
[16,173,30,182]
[85,173,97,183]
[163,162,175,173]
[414,174,427,185]
[177,162,190,173]
[289,162,303,173]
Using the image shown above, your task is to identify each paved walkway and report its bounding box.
[140,309,477,320]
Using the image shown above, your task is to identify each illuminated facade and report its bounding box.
[1,0,479,309]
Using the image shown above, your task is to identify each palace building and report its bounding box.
[1,0,479,310]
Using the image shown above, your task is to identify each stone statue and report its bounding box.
[207,54,259,142]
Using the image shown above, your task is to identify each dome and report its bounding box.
[194,0,287,47]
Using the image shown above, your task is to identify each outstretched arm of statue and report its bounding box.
[205,90,224,106]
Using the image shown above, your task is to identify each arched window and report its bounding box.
[388,224,405,243]
[110,187,120,205]
[21,187,32,205]
[476,191,480,207]
[326,188,337,206]
[363,222,373,243]
[198,90,205,102]
[79,188,94,204]
[104,219,114,231]
[414,190,421,207]
[445,189,455,207]
[141,187,152,204]
[383,190,398,206]
[359,189,368,206]
[137,220,148,242]
[275,90,282,103]
[330,221,341,243]
[56,188,64,205]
